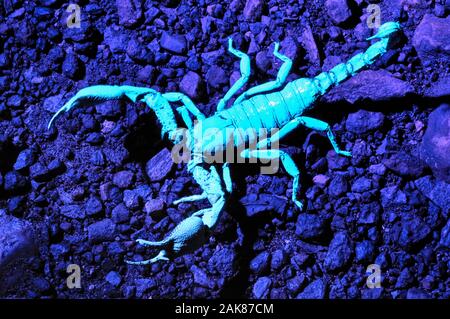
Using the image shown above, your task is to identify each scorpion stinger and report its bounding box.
[48,21,402,265]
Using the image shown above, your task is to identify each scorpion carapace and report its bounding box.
[48,22,401,265]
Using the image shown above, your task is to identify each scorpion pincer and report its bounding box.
[48,22,402,264]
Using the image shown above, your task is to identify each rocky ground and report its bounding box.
[0,0,449,299]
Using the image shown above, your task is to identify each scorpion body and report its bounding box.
[48,22,401,265]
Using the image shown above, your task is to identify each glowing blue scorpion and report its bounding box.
[48,22,401,264]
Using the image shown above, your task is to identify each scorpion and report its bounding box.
[48,22,401,265]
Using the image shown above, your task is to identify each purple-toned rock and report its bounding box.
[207,246,238,278]
[144,198,164,214]
[111,204,130,224]
[297,278,327,299]
[85,196,103,216]
[113,170,135,189]
[325,0,353,26]
[206,65,228,89]
[145,148,174,182]
[60,204,85,219]
[252,277,271,299]
[243,0,264,22]
[105,271,122,287]
[426,76,450,98]
[87,219,116,243]
[250,251,271,275]
[62,53,83,80]
[380,186,407,207]
[346,110,385,134]
[295,214,327,241]
[421,104,450,183]
[160,32,187,55]
[396,216,431,250]
[0,211,36,268]
[116,0,143,28]
[414,175,450,210]
[413,14,450,63]
[3,171,27,192]
[439,219,450,249]
[180,71,204,100]
[324,231,353,271]
[328,174,349,198]
[325,70,415,104]
[383,151,425,178]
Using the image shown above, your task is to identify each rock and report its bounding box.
[346,110,385,134]
[295,214,327,241]
[325,0,353,26]
[355,240,375,263]
[111,204,130,224]
[425,76,450,98]
[324,231,353,271]
[3,171,27,192]
[421,104,450,183]
[414,176,450,210]
[144,198,164,214]
[412,14,450,63]
[297,278,327,299]
[135,278,156,297]
[252,277,271,299]
[43,94,65,113]
[406,288,430,299]
[180,71,204,100]
[241,194,287,217]
[123,190,140,209]
[351,177,372,193]
[103,26,128,54]
[160,32,187,55]
[206,65,228,88]
[395,268,414,289]
[207,246,238,278]
[327,150,350,170]
[116,0,142,27]
[106,271,122,287]
[439,219,450,249]
[145,148,174,182]
[313,174,330,188]
[302,24,320,66]
[191,265,211,288]
[397,216,432,250]
[270,249,287,271]
[29,162,51,182]
[250,251,271,275]
[0,212,36,268]
[87,219,116,243]
[85,196,103,216]
[383,151,425,178]
[112,170,134,189]
[325,70,415,104]
[380,186,407,207]
[328,174,349,198]
[287,274,307,294]
[60,204,85,219]
[62,53,83,80]
[243,0,264,22]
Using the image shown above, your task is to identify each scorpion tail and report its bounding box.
[310,21,402,96]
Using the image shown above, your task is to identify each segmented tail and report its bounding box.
[312,21,401,96]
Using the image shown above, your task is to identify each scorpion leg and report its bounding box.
[222,163,232,194]
[240,149,303,210]
[216,37,251,112]
[234,42,292,105]
[173,192,208,205]
[256,117,351,157]
[299,116,352,157]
